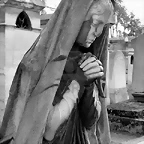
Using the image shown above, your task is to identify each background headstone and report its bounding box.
[108,39,129,103]
[131,35,144,94]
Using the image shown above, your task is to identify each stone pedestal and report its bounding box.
[132,93,144,103]
[108,100,144,136]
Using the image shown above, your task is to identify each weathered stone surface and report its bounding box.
[0,0,45,11]
[109,87,128,104]
[108,100,144,118]
[108,99,144,135]
[111,132,142,144]
[109,115,144,135]
[132,92,144,103]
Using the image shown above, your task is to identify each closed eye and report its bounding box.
[91,20,104,27]
[91,23,98,27]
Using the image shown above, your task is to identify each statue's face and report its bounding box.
[76,0,114,48]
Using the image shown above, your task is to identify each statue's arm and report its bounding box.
[43,80,80,141]
[79,83,101,130]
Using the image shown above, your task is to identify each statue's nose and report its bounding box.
[108,12,116,25]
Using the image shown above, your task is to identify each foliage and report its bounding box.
[127,12,142,36]
[40,0,56,15]
[115,0,142,37]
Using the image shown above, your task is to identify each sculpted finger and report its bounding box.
[84,65,103,74]
[96,60,102,66]
[85,67,101,75]
[82,61,99,71]
[99,66,104,71]
[87,72,104,79]
[80,57,96,68]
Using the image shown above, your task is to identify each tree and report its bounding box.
[115,0,142,37]
[115,1,129,32]
[40,0,56,15]
[127,12,142,36]
[113,1,127,36]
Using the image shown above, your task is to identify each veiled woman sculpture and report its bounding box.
[0,0,115,144]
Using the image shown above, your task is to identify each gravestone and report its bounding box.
[108,36,144,137]
[108,99,144,136]
[131,34,144,102]
[108,39,129,103]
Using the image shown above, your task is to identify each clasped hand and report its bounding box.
[79,56,104,80]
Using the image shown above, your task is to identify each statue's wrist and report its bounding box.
[84,79,95,87]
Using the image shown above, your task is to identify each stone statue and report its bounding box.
[0,0,115,144]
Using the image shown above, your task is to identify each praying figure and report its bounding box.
[0,0,115,144]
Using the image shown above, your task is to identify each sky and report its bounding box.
[45,0,144,25]
[122,0,144,25]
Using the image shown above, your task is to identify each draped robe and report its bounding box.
[42,46,101,144]
[0,0,112,143]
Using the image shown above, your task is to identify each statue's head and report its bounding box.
[76,0,115,48]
